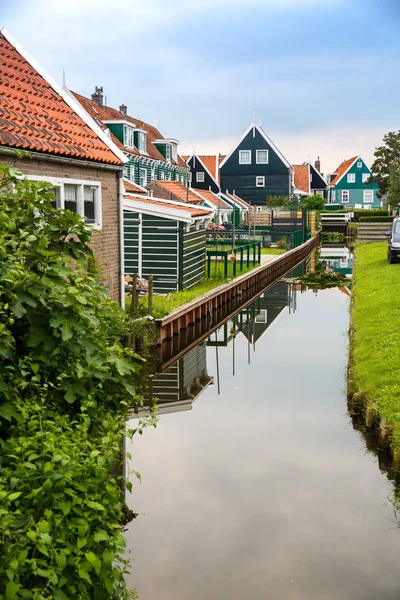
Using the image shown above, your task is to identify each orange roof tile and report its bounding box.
[149,180,205,204]
[293,165,310,194]
[124,195,211,218]
[194,189,232,210]
[330,157,358,186]
[73,92,188,167]
[0,33,122,165]
[122,178,146,194]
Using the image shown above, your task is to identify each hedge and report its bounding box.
[359,216,394,222]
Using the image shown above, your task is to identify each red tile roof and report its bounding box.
[330,157,358,186]
[293,165,310,194]
[122,178,146,194]
[124,195,211,218]
[147,180,205,204]
[0,33,123,166]
[221,191,251,210]
[193,189,232,210]
[73,92,188,167]
[197,155,226,183]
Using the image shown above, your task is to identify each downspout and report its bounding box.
[118,171,125,308]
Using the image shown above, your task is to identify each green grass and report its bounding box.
[261,247,285,255]
[126,261,261,319]
[351,242,400,453]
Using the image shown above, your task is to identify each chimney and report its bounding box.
[91,86,104,108]
[315,157,321,173]
[119,104,127,119]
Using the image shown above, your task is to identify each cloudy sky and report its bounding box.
[2,0,400,173]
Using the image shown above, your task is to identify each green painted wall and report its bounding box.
[329,158,380,208]
[123,155,188,189]
[107,123,124,144]
[180,224,207,290]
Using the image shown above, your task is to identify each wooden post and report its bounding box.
[148,274,153,315]
[130,273,138,316]
[224,254,228,278]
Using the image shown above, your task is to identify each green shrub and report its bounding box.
[321,231,346,242]
[0,164,142,598]
[330,209,388,221]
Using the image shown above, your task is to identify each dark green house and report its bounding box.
[123,194,214,293]
[73,88,190,189]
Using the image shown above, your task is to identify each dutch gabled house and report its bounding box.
[327,156,380,208]
[292,159,327,198]
[0,27,127,304]
[183,154,224,194]
[74,88,190,192]
[308,158,328,197]
[219,123,293,207]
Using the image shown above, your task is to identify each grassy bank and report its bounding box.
[126,258,277,319]
[351,242,400,455]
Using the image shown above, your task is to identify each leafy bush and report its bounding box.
[331,209,388,221]
[358,216,394,222]
[303,194,325,211]
[321,231,346,243]
[0,165,143,598]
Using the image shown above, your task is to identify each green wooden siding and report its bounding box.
[123,155,188,188]
[180,224,207,289]
[123,211,139,275]
[106,123,124,144]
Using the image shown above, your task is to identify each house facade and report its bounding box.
[0,27,127,303]
[219,123,293,207]
[74,89,190,191]
[308,159,327,197]
[183,154,223,194]
[327,156,380,208]
[123,194,213,293]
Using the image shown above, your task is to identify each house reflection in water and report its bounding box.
[319,245,353,277]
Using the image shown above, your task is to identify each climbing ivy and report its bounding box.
[0,165,143,598]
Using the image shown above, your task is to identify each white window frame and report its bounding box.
[22,175,102,229]
[342,190,349,203]
[150,167,155,181]
[357,161,362,168]
[130,166,135,182]
[363,190,374,203]
[331,189,336,203]
[139,168,147,188]
[239,150,251,165]
[196,171,205,183]
[124,126,135,149]
[256,149,269,164]
[362,173,369,183]
[138,132,146,153]
[160,172,165,180]
[165,144,171,160]
[347,173,356,183]
[256,176,265,187]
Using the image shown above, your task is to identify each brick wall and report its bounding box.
[1,154,122,303]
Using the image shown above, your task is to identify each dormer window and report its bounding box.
[137,131,146,152]
[124,126,135,149]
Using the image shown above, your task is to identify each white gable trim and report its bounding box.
[190,188,231,210]
[331,156,361,187]
[219,123,291,170]
[186,154,220,189]
[305,161,328,187]
[0,27,128,165]
[124,193,214,219]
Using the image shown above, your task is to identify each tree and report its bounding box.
[266,195,290,209]
[303,194,325,211]
[0,164,142,598]
[370,130,400,197]
[387,163,400,210]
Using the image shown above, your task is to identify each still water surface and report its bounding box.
[126,250,400,600]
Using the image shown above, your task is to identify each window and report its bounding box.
[138,132,146,152]
[130,166,135,182]
[364,190,374,203]
[165,144,171,160]
[160,172,165,180]
[239,150,251,164]
[124,126,135,149]
[26,176,102,227]
[256,150,269,164]
[362,173,370,183]
[196,171,205,183]
[84,185,96,224]
[347,173,356,183]
[256,176,265,187]
[357,161,362,168]
[331,190,336,203]
[151,167,155,181]
[64,184,78,213]
[139,169,147,188]
[342,190,349,203]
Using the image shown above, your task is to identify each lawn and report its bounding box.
[126,260,264,319]
[261,247,285,255]
[351,242,400,453]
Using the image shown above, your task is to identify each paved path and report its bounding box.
[260,253,283,265]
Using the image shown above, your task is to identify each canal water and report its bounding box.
[125,247,400,600]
